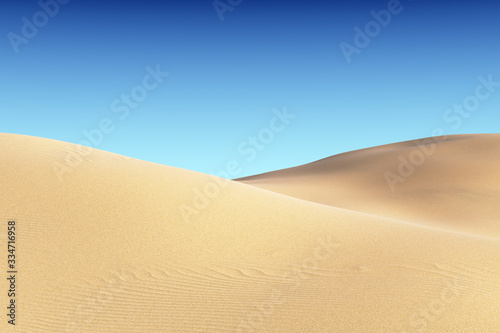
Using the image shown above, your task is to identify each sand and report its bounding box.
[0,133,499,332]
[238,134,500,239]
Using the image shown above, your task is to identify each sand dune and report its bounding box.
[237,134,500,239]
[0,133,499,332]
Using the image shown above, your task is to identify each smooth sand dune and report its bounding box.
[0,133,499,332]
[237,134,500,239]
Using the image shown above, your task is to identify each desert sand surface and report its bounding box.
[0,133,499,332]
[238,134,500,240]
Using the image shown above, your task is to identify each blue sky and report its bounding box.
[2,0,500,178]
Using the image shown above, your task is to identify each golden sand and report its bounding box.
[1,133,498,332]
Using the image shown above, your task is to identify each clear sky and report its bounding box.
[2,0,500,178]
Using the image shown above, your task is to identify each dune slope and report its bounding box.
[237,134,500,239]
[0,133,499,332]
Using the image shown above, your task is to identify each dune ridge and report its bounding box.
[237,134,500,239]
[0,133,499,332]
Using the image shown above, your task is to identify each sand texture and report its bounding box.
[0,133,499,332]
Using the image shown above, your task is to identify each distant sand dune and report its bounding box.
[0,133,499,332]
[237,134,500,239]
